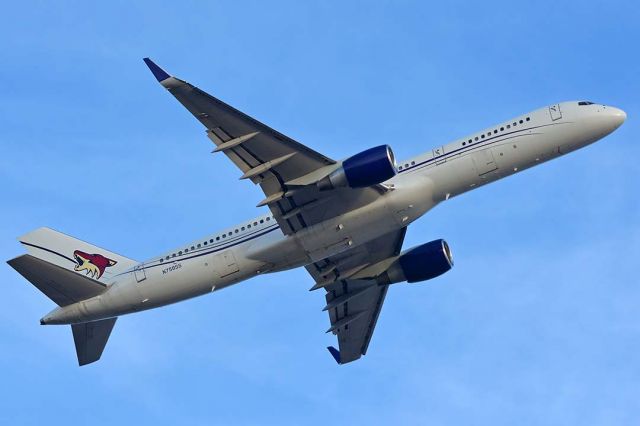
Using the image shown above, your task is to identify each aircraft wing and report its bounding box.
[305,228,406,364]
[143,58,384,235]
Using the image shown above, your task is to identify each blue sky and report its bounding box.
[1,1,639,424]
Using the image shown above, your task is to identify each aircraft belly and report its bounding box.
[244,229,308,271]
[140,262,212,307]
[295,199,400,262]
[141,251,268,302]
[493,130,566,174]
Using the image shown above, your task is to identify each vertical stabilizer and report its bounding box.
[18,227,137,283]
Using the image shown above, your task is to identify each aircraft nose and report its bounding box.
[607,106,627,129]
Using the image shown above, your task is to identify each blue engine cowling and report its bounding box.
[382,239,454,284]
[317,145,397,190]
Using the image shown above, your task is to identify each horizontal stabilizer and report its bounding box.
[8,255,107,306]
[72,318,117,366]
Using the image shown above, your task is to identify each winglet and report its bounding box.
[327,346,341,364]
[143,57,171,82]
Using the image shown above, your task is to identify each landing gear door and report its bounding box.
[549,104,562,121]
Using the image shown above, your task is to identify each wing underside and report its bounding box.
[306,228,406,364]
[143,58,385,235]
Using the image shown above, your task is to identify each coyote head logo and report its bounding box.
[73,250,117,279]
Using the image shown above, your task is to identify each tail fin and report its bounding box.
[8,255,119,366]
[8,227,133,366]
[17,227,137,283]
[72,318,117,366]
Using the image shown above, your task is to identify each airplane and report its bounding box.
[7,58,626,366]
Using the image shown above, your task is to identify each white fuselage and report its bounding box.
[42,101,626,325]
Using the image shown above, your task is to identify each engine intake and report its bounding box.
[318,145,397,190]
[381,239,453,284]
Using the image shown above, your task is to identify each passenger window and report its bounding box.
[191,246,195,250]
[253,222,258,226]
[216,236,220,241]
[210,239,214,243]
[493,130,497,134]
[241,227,245,231]
[475,137,479,141]
[222,234,226,238]
[260,220,264,223]
[266,217,271,221]
[507,124,511,129]
[500,127,504,131]
[462,142,466,146]
[235,229,238,233]
[481,134,485,139]
[519,120,523,124]
[197,244,201,248]
[411,161,415,165]
[204,241,207,246]
[179,251,183,255]
[160,258,164,263]
[526,117,530,121]
[172,253,176,258]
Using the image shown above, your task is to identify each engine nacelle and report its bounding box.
[317,145,397,190]
[381,239,453,284]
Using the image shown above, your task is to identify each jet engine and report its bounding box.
[317,145,397,190]
[380,239,453,284]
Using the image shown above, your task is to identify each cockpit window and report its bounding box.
[578,101,595,106]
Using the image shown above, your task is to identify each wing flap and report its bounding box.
[322,285,372,311]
